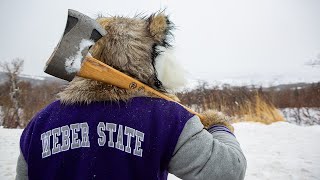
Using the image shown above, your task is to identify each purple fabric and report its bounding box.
[207,125,235,137]
[20,97,193,180]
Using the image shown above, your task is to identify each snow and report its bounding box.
[0,106,3,126]
[280,108,320,126]
[1,122,320,180]
[233,122,320,180]
[186,69,320,88]
[65,39,94,73]
[19,74,45,81]
[0,128,22,180]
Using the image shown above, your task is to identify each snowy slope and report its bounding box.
[0,127,22,180]
[281,108,320,126]
[1,122,320,180]
[186,68,320,89]
[0,107,3,126]
[0,72,65,86]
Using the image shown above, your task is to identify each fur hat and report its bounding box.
[58,11,186,104]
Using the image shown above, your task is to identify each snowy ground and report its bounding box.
[233,122,320,180]
[0,127,22,180]
[1,122,320,180]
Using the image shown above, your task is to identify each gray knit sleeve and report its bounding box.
[168,115,247,180]
[15,150,28,180]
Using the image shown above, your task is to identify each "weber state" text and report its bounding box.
[41,122,144,158]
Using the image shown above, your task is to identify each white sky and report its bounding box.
[0,0,320,85]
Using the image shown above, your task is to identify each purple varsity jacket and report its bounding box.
[19,97,194,180]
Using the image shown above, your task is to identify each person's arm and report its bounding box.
[168,115,247,180]
[16,150,28,180]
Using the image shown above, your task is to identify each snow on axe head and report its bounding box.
[44,9,106,81]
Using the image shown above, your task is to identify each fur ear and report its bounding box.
[96,17,113,28]
[148,13,173,45]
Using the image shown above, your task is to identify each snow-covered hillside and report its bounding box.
[0,72,65,86]
[281,108,320,126]
[186,70,320,89]
[0,107,3,126]
[1,122,319,180]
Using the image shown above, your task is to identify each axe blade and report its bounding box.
[44,9,106,81]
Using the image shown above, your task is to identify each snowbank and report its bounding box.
[0,106,3,126]
[281,108,320,126]
[1,122,320,180]
[0,128,22,180]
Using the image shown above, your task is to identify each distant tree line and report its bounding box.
[176,82,320,125]
[265,84,320,108]
[176,83,284,124]
[0,59,319,128]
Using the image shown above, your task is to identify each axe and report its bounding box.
[44,9,204,120]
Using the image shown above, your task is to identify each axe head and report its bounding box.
[44,9,107,81]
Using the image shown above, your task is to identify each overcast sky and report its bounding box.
[0,0,320,85]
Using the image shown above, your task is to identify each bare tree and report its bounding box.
[0,58,24,128]
[305,53,320,67]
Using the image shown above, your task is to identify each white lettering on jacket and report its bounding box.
[41,122,144,158]
[97,122,144,157]
[41,122,90,158]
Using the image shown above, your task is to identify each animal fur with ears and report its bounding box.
[58,12,180,104]
[57,12,234,130]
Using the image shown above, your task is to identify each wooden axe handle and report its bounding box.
[78,56,204,120]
